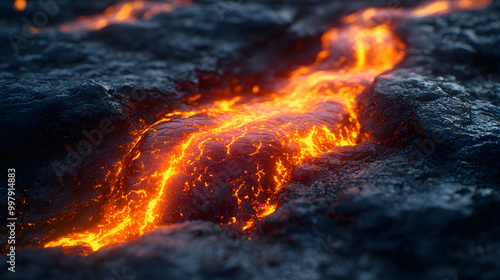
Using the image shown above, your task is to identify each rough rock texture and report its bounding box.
[1,0,499,280]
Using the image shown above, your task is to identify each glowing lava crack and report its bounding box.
[44,0,492,254]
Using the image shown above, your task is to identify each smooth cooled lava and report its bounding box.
[44,0,492,254]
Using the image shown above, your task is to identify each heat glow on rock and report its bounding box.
[44,0,492,254]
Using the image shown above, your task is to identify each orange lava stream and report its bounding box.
[412,0,492,17]
[60,0,191,33]
[14,0,26,11]
[44,0,491,254]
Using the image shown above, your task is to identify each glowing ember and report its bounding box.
[44,0,492,254]
[14,0,26,11]
[412,0,492,17]
[60,0,191,33]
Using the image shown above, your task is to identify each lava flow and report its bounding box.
[59,0,192,33]
[44,0,492,254]
[13,0,26,11]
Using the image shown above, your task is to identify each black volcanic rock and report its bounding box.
[1,0,499,280]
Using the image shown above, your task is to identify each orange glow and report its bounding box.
[60,0,191,33]
[456,0,492,10]
[412,0,491,17]
[44,0,491,254]
[14,0,26,11]
[412,1,451,17]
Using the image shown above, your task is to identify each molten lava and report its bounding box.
[412,0,492,17]
[14,0,26,11]
[59,0,191,33]
[44,0,492,254]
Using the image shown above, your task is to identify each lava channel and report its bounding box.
[43,0,492,254]
[59,0,192,33]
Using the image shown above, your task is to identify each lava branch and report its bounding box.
[59,0,192,33]
[44,0,492,254]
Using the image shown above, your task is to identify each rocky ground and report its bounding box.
[1,0,499,279]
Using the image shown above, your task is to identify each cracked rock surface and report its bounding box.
[1,0,499,279]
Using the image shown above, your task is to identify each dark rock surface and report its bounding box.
[1,0,499,279]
